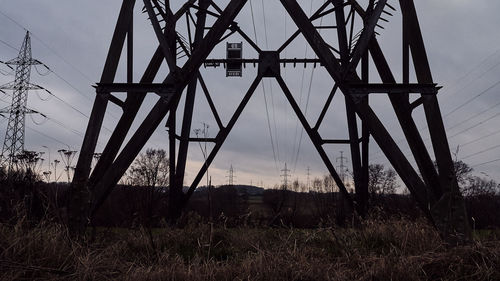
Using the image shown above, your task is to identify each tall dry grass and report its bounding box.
[1,217,499,281]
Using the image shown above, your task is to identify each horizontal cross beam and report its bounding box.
[322,138,364,144]
[204,58,322,66]
[347,83,440,94]
[174,134,217,143]
[95,83,175,95]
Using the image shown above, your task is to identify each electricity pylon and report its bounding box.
[0,31,46,171]
[336,151,348,184]
[69,0,470,241]
[281,163,291,190]
[227,164,235,186]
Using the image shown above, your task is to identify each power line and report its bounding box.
[471,158,500,168]
[293,66,316,171]
[269,82,280,162]
[248,0,258,46]
[260,0,269,49]
[45,115,85,137]
[445,99,500,132]
[282,2,290,165]
[0,9,121,122]
[374,111,500,162]
[0,9,26,30]
[44,65,121,122]
[461,143,500,160]
[45,90,91,120]
[291,0,314,171]
[372,48,500,153]
[369,48,500,160]
[48,68,93,103]
[1,37,120,122]
[0,9,94,84]
[460,128,500,148]
[0,38,18,52]
[370,80,500,160]
[260,0,281,162]
[1,80,112,134]
[448,111,500,139]
[439,48,500,100]
[249,0,278,171]
[443,79,500,118]
[292,0,324,171]
[25,124,72,149]
[2,83,113,137]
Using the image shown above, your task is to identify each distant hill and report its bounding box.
[195,184,264,196]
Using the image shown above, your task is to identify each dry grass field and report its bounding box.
[1,216,499,281]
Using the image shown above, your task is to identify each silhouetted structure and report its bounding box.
[0,31,47,171]
[69,0,470,240]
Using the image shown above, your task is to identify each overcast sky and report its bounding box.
[1,0,500,187]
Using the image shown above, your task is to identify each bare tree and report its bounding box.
[450,160,499,197]
[368,164,398,195]
[453,160,473,188]
[127,148,169,188]
[126,148,169,247]
[464,177,500,197]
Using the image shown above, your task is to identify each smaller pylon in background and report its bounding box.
[0,31,50,172]
[226,164,235,186]
[281,163,291,190]
[306,166,311,191]
[336,151,349,185]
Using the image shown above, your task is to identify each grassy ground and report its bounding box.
[1,217,499,281]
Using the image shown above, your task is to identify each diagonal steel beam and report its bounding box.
[143,0,177,70]
[89,47,164,188]
[69,0,137,232]
[275,75,354,208]
[334,0,363,214]
[347,0,387,71]
[399,0,457,195]
[369,40,441,200]
[281,0,432,217]
[73,0,136,188]
[344,0,441,199]
[174,0,210,205]
[91,91,176,214]
[314,84,338,130]
[89,1,195,189]
[186,74,262,199]
[90,0,248,216]
[277,0,333,53]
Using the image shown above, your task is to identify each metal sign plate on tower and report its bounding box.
[226,42,242,77]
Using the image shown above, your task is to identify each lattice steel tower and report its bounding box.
[69,0,471,241]
[227,164,235,186]
[0,31,43,170]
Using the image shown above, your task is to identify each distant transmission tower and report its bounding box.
[0,31,47,170]
[336,151,348,184]
[306,166,311,190]
[281,163,290,190]
[226,164,235,186]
